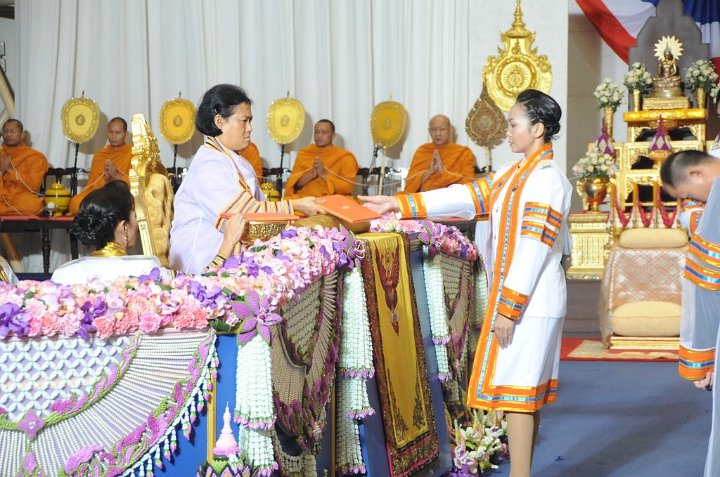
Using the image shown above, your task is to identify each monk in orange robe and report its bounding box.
[403,114,476,193]
[0,119,49,215]
[285,120,358,199]
[69,117,132,215]
[239,141,264,181]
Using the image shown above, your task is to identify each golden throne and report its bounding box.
[129,113,174,267]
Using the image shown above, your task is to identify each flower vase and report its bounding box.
[583,178,609,212]
[696,88,707,109]
[603,106,615,140]
[632,89,641,112]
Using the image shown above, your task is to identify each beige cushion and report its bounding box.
[610,301,681,337]
[618,228,688,249]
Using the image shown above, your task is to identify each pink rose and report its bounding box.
[139,312,163,333]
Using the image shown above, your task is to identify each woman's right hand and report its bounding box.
[292,196,327,216]
[218,214,247,257]
[358,195,400,215]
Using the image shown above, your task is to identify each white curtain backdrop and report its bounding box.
[12,0,568,272]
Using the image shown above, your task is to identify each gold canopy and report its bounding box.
[267,97,305,145]
[158,98,196,145]
[61,96,100,144]
[370,101,408,148]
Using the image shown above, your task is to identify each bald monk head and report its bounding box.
[428,115,452,147]
[314,119,336,148]
[1,119,25,147]
[107,117,128,148]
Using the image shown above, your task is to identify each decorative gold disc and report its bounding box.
[370,101,408,148]
[267,97,305,145]
[61,97,100,144]
[482,0,553,111]
[159,98,196,145]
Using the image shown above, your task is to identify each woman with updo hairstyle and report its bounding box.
[51,181,163,285]
[169,84,324,274]
[361,89,572,477]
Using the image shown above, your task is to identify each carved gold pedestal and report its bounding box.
[566,211,610,280]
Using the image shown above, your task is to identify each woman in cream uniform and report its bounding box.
[361,89,572,477]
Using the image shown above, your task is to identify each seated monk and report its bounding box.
[403,114,476,193]
[239,141,264,181]
[0,119,49,215]
[69,117,132,215]
[284,119,358,199]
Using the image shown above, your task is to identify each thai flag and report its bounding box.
[576,0,720,70]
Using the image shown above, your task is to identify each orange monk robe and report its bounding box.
[69,143,132,215]
[284,144,358,199]
[239,142,264,181]
[403,143,476,193]
[0,143,49,215]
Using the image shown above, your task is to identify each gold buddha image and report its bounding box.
[649,36,684,99]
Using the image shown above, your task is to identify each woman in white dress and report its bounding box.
[362,89,572,477]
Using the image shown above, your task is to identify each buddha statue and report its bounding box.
[649,49,683,98]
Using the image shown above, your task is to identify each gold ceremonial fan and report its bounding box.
[370,101,407,148]
[61,97,100,144]
[159,98,196,145]
[267,97,305,145]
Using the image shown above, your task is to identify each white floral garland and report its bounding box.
[234,334,278,476]
[422,249,452,381]
[336,268,375,474]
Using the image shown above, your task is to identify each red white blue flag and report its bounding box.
[576,0,720,70]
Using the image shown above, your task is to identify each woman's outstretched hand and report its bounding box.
[358,195,400,215]
[293,196,327,216]
[218,214,247,257]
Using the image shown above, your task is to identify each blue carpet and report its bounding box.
[486,361,712,477]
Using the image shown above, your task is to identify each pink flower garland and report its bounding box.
[0,225,359,341]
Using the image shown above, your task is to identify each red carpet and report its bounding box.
[560,338,679,362]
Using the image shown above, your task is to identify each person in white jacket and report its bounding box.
[361,89,572,477]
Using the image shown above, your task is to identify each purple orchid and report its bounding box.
[418,220,438,258]
[280,228,299,239]
[79,297,107,339]
[188,281,226,309]
[231,289,282,345]
[137,267,162,283]
[0,303,29,337]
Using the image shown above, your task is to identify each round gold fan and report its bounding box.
[370,101,407,148]
[61,97,100,144]
[159,98,196,145]
[267,97,305,145]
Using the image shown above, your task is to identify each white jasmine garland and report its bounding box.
[423,250,452,381]
[235,333,278,475]
[472,266,488,326]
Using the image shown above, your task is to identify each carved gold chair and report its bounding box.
[600,165,687,350]
[129,113,174,267]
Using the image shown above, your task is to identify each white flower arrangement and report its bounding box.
[593,78,624,109]
[623,62,653,93]
[423,251,452,381]
[711,81,720,102]
[451,410,507,475]
[571,149,618,180]
[685,59,719,92]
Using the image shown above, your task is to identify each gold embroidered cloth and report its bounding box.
[599,244,686,343]
[359,232,438,476]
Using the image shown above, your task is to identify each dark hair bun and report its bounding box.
[196,84,253,137]
[516,89,562,142]
[72,181,133,249]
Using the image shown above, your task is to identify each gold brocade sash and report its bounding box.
[90,242,127,257]
[359,232,438,475]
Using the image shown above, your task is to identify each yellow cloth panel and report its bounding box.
[611,301,681,337]
[618,228,688,249]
